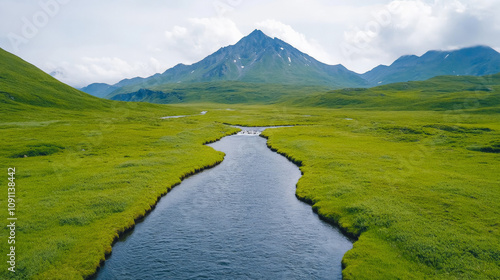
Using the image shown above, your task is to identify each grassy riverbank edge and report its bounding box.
[260,134,359,241]
[260,130,413,279]
[259,114,500,280]
[85,128,241,279]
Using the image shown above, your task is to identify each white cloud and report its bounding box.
[165,26,188,40]
[337,0,500,73]
[45,17,246,87]
[47,56,165,88]
[149,57,164,73]
[256,19,334,64]
[164,17,243,62]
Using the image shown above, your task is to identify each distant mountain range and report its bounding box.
[2,45,499,111]
[362,46,500,86]
[80,30,500,100]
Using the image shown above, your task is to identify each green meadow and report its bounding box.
[259,110,500,279]
[1,48,499,279]
[0,105,240,279]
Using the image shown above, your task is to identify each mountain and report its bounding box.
[148,29,367,87]
[362,46,500,86]
[85,30,368,99]
[80,76,147,97]
[80,83,118,98]
[81,31,500,103]
[0,48,108,110]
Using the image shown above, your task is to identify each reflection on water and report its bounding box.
[96,127,352,280]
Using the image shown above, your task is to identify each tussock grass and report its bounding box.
[0,107,238,279]
[0,107,239,280]
[254,109,500,280]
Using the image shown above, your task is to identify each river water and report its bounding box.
[96,127,352,279]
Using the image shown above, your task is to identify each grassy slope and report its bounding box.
[286,74,500,111]
[107,81,329,104]
[0,48,112,111]
[0,49,239,279]
[265,116,499,279]
[107,74,500,114]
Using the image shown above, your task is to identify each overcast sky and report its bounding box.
[1,0,499,87]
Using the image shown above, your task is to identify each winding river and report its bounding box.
[95,127,352,279]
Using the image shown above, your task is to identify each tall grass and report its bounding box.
[256,109,500,279]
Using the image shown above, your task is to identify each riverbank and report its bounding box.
[88,128,240,279]
[260,133,359,243]
[0,107,240,280]
[259,115,500,280]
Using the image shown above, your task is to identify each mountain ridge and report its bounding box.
[79,30,500,98]
[82,29,369,97]
[362,45,500,85]
[106,29,368,97]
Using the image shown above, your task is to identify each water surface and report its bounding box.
[96,127,352,279]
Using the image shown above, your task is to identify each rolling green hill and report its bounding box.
[106,71,500,111]
[286,74,500,111]
[0,48,113,111]
[108,81,329,104]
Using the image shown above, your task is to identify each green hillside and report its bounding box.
[108,81,329,104]
[286,74,500,111]
[0,48,113,111]
[107,71,500,112]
